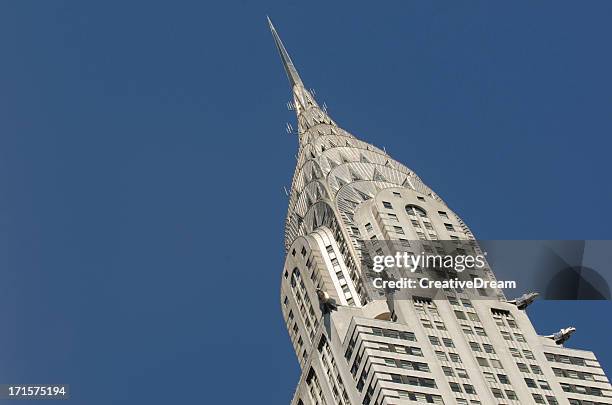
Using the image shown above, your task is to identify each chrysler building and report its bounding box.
[269,18,611,405]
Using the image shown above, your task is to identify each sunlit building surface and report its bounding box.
[269,18,611,405]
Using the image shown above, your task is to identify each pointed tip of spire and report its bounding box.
[267,17,303,88]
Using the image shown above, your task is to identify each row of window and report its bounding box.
[482,371,510,385]
[389,373,436,389]
[289,268,319,341]
[499,329,527,342]
[376,342,423,357]
[517,362,543,375]
[305,368,324,404]
[397,390,444,404]
[509,347,535,359]
[454,310,481,322]
[476,356,504,369]
[421,318,446,330]
[442,366,469,379]
[469,341,496,354]
[449,382,476,394]
[428,335,455,348]
[569,399,612,405]
[561,382,606,397]
[553,367,597,381]
[447,295,473,307]
[382,357,430,372]
[531,393,559,404]
[545,352,590,367]
[319,336,350,405]
[460,323,488,336]
[436,350,463,363]
[524,377,551,389]
[368,327,416,342]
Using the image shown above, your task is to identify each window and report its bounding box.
[467,312,480,322]
[517,362,529,372]
[456,368,468,378]
[417,196,425,201]
[476,357,489,367]
[523,350,535,360]
[463,384,476,394]
[406,205,427,217]
[497,374,510,384]
[506,390,517,400]
[491,388,504,399]
[438,211,449,219]
[525,378,537,388]
[449,353,462,363]
[531,364,543,375]
[500,330,512,341]
[388,213,399,222]
[533,394,545,404]
[410,347,423,356]
[429,336,441,345]
[449,382,462,393]
[435,351,447,361]
[461,298,473,308]
[442,366,454,377]
[448,296,459,305]
[546,396,558,405]
[490,359,503,369]
[393,226,405,234]
[444,223,455,231]
[538,380,550,390]
[514,333,526,342]
[382,201,393,209]
[483,344,495,354]
[469,342,481,352]
[365,223,373,232]
[474,326,487,336]
[443,338,455,348]
[455,310,467,320]
[392,192,401,197]
[434,320,446,330]
[509,348,521,358]
[483,372,496,383]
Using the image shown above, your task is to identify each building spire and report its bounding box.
[267,16,304,88]
[267,17,337,141]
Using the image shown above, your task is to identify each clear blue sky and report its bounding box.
[1,1,611,404]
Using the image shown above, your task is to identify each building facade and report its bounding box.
[269,18,611,405]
